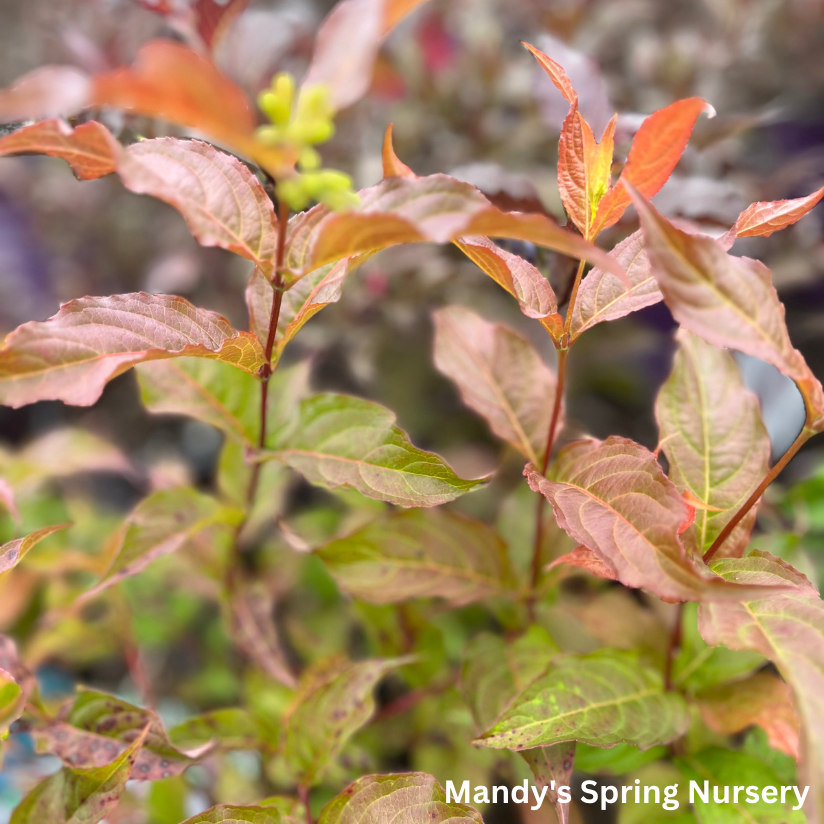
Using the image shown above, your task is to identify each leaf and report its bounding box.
[521,744,576,824]
[696,671,800,759]
[85,487,243,597]
[0,66,92,122]
[656,329,771,557]
[317,508,516,605]
[0,525,67,576]
[0,293,266,409]
[118,139,280,276]
[170,708,269,753]
[318,773,483,824]
[733,184,824,238]
[0,119,119,180]
[283,657,402,786]
[33,689,211,780]
[474,649,688,751]
[452,238,562,336]
[671,604,764,695]
[179,806,282,824]
[283,174,628,284]
[268,393,486,507]
[432,306,559,464]
[568,230,662,340]
[227,580,296,688]
[676,748,806,824]
[11,724,148,824]
[547,545,618,581]
[591,98,714,235]
[629,187,824,430]
[460,627,558,732]
[137,0,252,51]
[699,551,824,822]
[0,668,24,731]
[525,437,789,602]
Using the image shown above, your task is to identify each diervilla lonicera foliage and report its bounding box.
[0,1,824,823]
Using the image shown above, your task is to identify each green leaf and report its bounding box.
[619,762,690,824]
[258,796,304,823]
[657,329,770,556]
[317,509,516,606]
[169,708,272,752]
[284,657,403,786]
[676,748,807,824]
[33,688,212,780]
[575,742,669,775]
[268,394,486,507]
[85,487,243,596]
[179,806,283,824]
[699,551,824,820]
[460,627,558,732]
[0,524,67,576]
[671,604,764,694]
[474,649,688,751]
[318,773,483,824]
[11,724,147,824]
[521,743,575,824]
[0,669,24,731]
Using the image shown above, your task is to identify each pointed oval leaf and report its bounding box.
[0,524,67,576]
[85,487,242,598]
[118,139,279,276]
[656,329,771,557]
[521,42,577,105]
[169,708,268,753]
[461,627,558,732]
[699,551,824,822]
[0,293,266,409]
[630,187,824,430]
[268,393,486,507]
[525,437,786,602]
[568,230,661,340]
[0,119,119,180]
[11,725,148,824]
[474,650,688,751]
[319,773,483,824]
[433,306,559,464]
[284,658,403,786]
[521,744,576,824]
[592,98,713,235]
[317,508,516,605]
[0,66,92,122]
[180,806,282,824]
[733,184,824,238]
[382,123,416,179]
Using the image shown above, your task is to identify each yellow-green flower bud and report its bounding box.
[298,146,322,171]
[277,177,311,212]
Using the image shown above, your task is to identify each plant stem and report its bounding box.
[703,426,812,563]
[298,784,313,824]
[562,257,587,343]
[664,603,684,691]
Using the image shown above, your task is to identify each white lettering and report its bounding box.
[512,781,529,804]
[746,787,760,804]
[793,787,810,810]
[601,785,618,810]
[581,780,598,804]
[558,785,572,805]
[446,781,468,804]
[761,787,777,804]
[663,785,679,811]
[492,786,508,804]
[530,785,548,810]
[473,787,489,805]
[691,781,709,804]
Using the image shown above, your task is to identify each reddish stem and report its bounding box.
[664,603,684,691]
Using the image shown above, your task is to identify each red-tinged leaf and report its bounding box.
[33,689,211,780]
[547,545,618,581]
[0,293,266,409]
[525,437,796,603]
[381,123,416,179]
[733,183,824,238]
[227,581,296,687]
[432,306,560,464]
[283,174,628,284]
[0,66,92,122]
[134,0,251,50]
[656,330,771,558]
[521,744,576,824]
[568,230,661,340]
[0,525,68,576]
[0,636,36,701]
[0,479,17,521]
[629,187,824,431]
[179,807,282,824]
[696,671,800,759]
[0,119,119,181]
[699,551,824,821]
[521,42,576,105]
[117,139,279,276]
[591,98,714,235]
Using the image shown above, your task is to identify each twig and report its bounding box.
[664,603,684,691]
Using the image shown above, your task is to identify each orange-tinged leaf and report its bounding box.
[522,42,576,105]
[629,186,824,431]
[592,98,714,235]
[696,671,799,759]
[733,183,824,238]
[0,525,68,576]
[568,230,661,340]
[0,119,119,180]
[0,293,266,409]
[547,545,618,581]
[656,330,771,558]
[699,551,824,821]
[433,306,560,465]
[525,436,796,603]
[382,123,416,179]
[118,139,280,276]
[0,66,92,123]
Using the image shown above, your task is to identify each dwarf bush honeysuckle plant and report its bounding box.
[1,2,824,821]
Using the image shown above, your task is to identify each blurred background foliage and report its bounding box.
[0,0,823,821]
